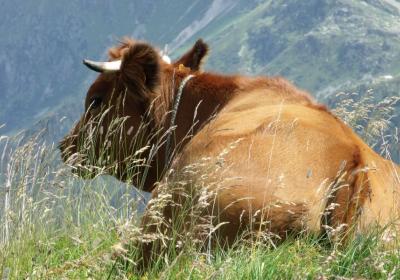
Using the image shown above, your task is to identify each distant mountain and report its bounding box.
[1,0,399,159]
[197,0,400,92]
[0,0,240,134]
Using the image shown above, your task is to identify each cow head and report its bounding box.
[59,38,209,191]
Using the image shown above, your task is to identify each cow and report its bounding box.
[59,38,400,265]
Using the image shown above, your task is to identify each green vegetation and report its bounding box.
[2,207,400,279]
[1,88,399,279]
[1,2,400,278]
[3,0,400,139]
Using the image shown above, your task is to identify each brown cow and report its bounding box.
[60,38,400,263]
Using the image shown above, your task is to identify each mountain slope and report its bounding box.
[1,0,399,156]
[189,0,400,95]
[0,0,235,133]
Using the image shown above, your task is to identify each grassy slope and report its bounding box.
[1,1,400,279]
[2,225,400,279]
[1,90,399,279]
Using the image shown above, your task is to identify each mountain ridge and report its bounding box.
[1,1,399,159]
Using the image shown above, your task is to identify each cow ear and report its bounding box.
[173,39,209,71]
[120,42,160,99]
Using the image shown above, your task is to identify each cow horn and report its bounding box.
[82,59,121,73]
[161,54,171,64]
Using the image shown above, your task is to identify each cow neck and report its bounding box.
[165,71,195,167]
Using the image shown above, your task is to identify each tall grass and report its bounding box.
[332,89,400,160]
[0,88,399,279]
[0,125,145,278]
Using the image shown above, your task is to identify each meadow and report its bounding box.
[0,90,399,279]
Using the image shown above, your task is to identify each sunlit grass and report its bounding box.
[0,88,399,279]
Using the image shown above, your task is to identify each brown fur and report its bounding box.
[173,39,209,71]
[60,38,400,264]
[108,37,136,60]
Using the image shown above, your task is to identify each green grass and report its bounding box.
[1,224,119,278]
[1,89,399,279]
[2,227,400,279]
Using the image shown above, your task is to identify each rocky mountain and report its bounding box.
[1,0,399,159]
[0,0,231,133]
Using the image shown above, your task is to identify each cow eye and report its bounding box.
[89,97,102,110]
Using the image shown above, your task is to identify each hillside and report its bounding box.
[0,0,245,134]
[1,0,399,140]
[199,0,400,93]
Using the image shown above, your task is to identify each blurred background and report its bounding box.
[1,1,399,152]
